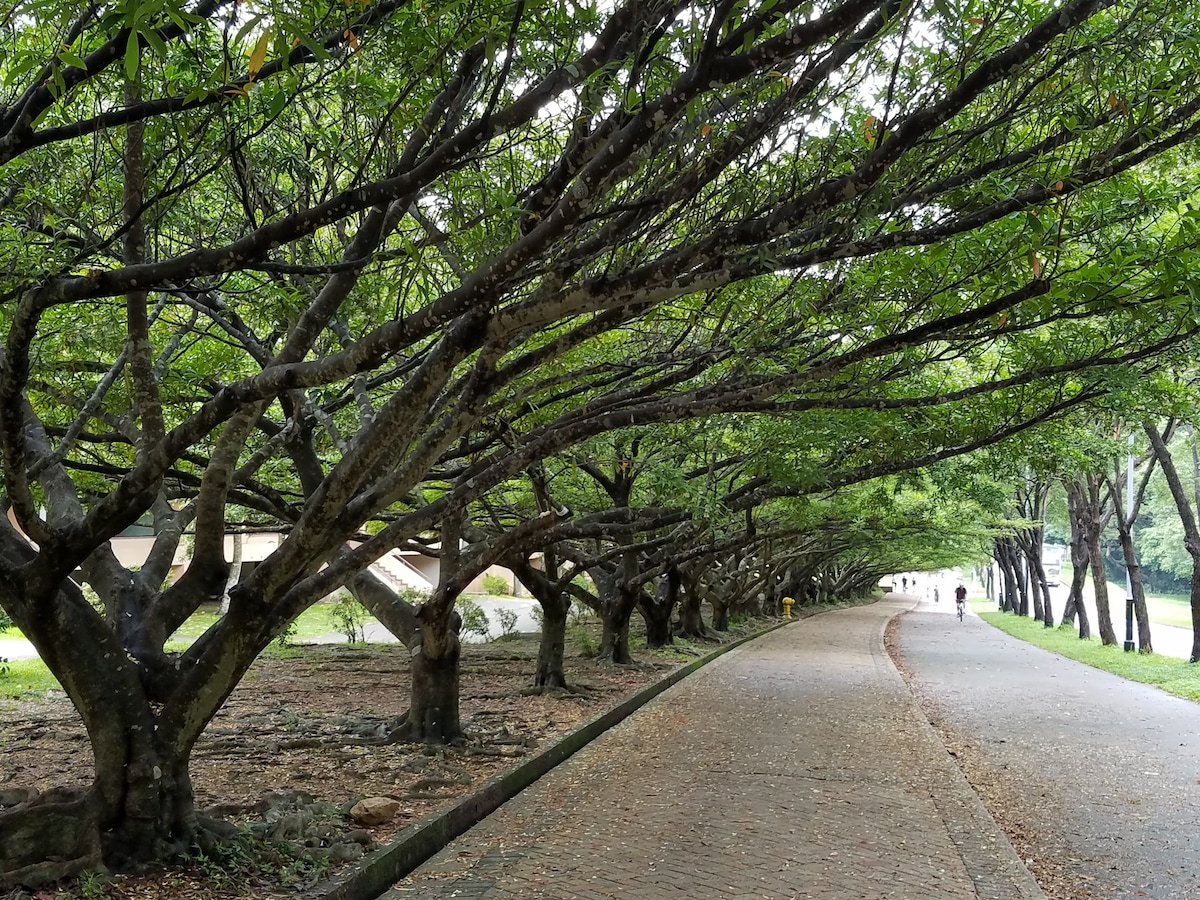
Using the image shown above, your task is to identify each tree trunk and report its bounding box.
[1018,534,1053,627]
[1187,564,1200,664]
[403,513,466,744]
[1014,548,1029,616]
[1115,523,1153,652]
[0,611,214,882]
[534,595,570,688]
[1026,555,1043,623]
[1062,480,1091,637]
[509,552,572,689]
[995,540,1019,613]
[1016,524,1052,625]
[1038,563,1054,627]
[639,569,679,649]
[404,606,463,744]
[640,600,672,647]
[346,565,419,643]
[598,603,633,663]
[0,734,197,885]
[95,744,195,867]
[1144,423,1200,661]
[1082,494,1118,645]
[675,586,708,638]
[592,551,640,664]
[676,563,712,638]
[218,532,242,616]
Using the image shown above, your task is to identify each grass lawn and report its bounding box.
[977,601,1200,703]
[1057,562,1193,628]
[169,599,378,641]
[0,657,61,696]
[1142,592,1193,629]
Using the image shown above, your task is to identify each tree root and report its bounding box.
[0,788,100,889]
[460,746,528,758]
[519,683,590,698]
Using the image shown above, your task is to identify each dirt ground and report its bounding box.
[0,629,731,899]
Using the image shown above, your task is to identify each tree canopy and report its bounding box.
[4,0,1200,878]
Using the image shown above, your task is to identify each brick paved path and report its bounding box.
[385,598,1042,899]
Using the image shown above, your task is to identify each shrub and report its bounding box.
[495,607,519,636]
[568,601,598,656]
[480,573,510,596]
[456,598,491,640]
[275,619,298,648]
[331,593,367,643]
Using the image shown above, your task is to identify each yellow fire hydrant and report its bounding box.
[782,596,794,619]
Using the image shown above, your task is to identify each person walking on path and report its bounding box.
[386,598,1042,899]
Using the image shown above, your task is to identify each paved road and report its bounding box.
[896,595,1200,899]
[385,598,1041,899]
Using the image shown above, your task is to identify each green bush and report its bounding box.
[456,598,491,640]
[568,601,598,656]
[330,593,368,643]
[480,573,510,596]
[274,619,298,648]
[0,605,11,633]
[495,607,519,636]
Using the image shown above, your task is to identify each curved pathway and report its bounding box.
[384,598,1041,899]
[895,596,1200,899]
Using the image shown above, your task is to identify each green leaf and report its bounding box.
[142,27,169,59]
[124,32,140,81]
[59,50,88,71]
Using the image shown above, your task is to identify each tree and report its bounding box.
[1144,420,1200,661]
[6,0,1200,879]
[1104,427,1164,652]
[1061,477,1093,638]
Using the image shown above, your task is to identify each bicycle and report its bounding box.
[956,599,965,621]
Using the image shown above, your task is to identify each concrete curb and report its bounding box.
[316,617,796,900]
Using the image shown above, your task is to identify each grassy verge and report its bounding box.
[978,602,1200,703]
[0,657,61,697]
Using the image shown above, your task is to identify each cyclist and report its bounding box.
[954,583,967,620]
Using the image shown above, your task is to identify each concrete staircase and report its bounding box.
[369,551,434,594]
